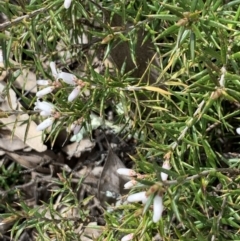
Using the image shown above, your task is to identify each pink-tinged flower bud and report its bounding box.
[124,180,137,189]
[37,80,50,86]
[121,233,134,241]
[127,191,147,203]
[153,194,164,223]
[64,0,72,9]
[117,168,137,177]
[70,120,82,134]
[161,160,171,181]
[36,86,55,97]
[68,86,81,102]
[36,117,54,131]
[73,125,81,135]
[50,62,58,78]
[57,72,76,85]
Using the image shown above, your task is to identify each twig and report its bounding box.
[0,110,39,115]
[164,168,240,186]
[0,178,36,197]
[0,7,48,31]
[212,196,227,241]
[170,99,205,150]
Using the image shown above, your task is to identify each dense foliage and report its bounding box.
[1,0,240,240]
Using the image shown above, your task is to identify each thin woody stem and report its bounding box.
[0,7,48,31]
[170,99,205,150]
[164,168,240,185]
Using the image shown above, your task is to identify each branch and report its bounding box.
[0,7,48,31]
[164,168,240,186]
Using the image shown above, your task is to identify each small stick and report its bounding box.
[0,7,48,31]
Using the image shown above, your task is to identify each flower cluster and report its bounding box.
[118,160,171,241]
[35,62,85,132]
[34,99,56,131]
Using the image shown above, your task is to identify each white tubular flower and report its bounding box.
[124,180,137,189]
[64,0,72,9]
[34,100,55,114]
[127,191,147,203]
[117,168,137,177]
[161,160,171,181]
[40,111,51,116]
[153,194,164,223]
[121,233,134,241]
[37,80,50,86]
[49,62,76,84]
[36,117,54,131]
[57,72,76,85]
[236,128,240,135]
[141,195,149,204]
[68,86,81,102]
[50,62,58,78]
[36,86,55,97]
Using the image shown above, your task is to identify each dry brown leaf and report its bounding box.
[91,166,103,178]
[98,148,129,206]
[1,113,47,152]
[5,150,59,174]
[0,133,28,151]
[0,82,17,110]
[0,82,47,152]
[80,222,102,241]
[15,69,37,93]
[63,138,95,158]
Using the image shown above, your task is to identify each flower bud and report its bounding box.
[141,195,149,204]
[36,86,55,97]
[34,100,55,114]
[121,233,134,241]
[161,160,171,181]
[117,168,137,177]
[236,128,240,135]
[68,86,81,102]
[127,191,147,203]
[50,62,58,77]
[70,122,77,131]
[40,111,51,116]
[64,0,72,9]
[153,194,164,223]
[124,180,137,189]
[37,80,50,86]
[73,124,81,135]
[36,117,54,131]
[57,72,76,85]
